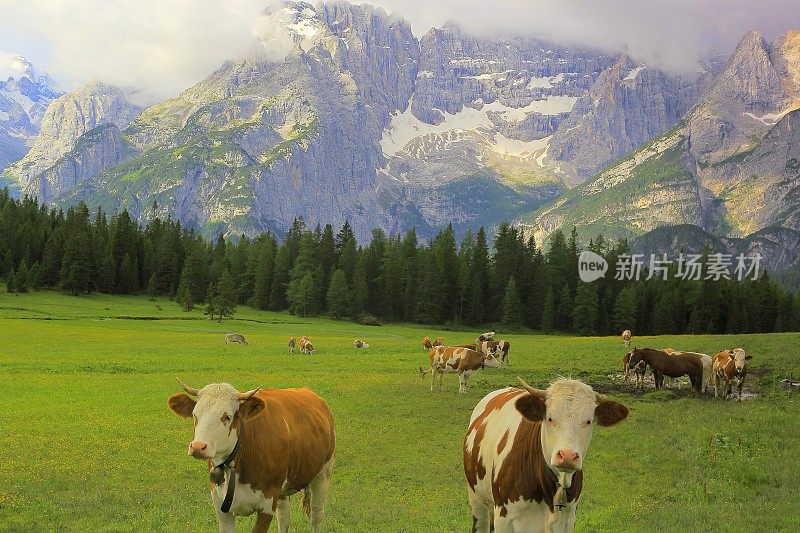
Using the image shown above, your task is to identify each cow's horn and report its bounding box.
[176,378,200,396]
[238,388,259,401]
[517,377,546,398]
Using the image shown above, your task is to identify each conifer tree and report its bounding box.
[573,282,598,336]
[326,269,351,319]
[501,276,523,328]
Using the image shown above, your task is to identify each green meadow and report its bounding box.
[1,289,798,532]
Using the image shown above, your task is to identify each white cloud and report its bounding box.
[0,0,284,104]
[0,0,798,104]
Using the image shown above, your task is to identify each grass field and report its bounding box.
[1,289,799,532]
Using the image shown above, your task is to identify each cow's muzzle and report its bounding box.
[554,449,581,471]
[188,440,210,459]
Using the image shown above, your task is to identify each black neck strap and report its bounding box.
[215,413,245,513]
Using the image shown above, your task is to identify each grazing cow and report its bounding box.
[302,341,316,355]
[225,333,248,346]
[622,351,647,389]
[288,337,296,354]
[712,348,752,400]
[420,346,500,393]
[479,340,511,366]
[627,348,703,392]
[353,340,369,349]
[422,336,433,351]
[168,380,335,533]
[464,377,629,532]
[477,331,496,343]
[621,330,632,348]
[432,337,445,347]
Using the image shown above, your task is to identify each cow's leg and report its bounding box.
[307,455,335,533]
[654,371,663,389]
[430,367,437,392]
[212,500,236,533]
[459,372,468,394]
[468,491,491,533]
[252,512,274,533]
[275,496,291,533]
[713,374,720,398]
[439,371,445,391]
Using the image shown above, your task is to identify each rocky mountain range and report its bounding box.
[0,54,62,173]
[1,1,799,268]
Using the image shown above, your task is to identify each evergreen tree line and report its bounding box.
[1,190,798,334]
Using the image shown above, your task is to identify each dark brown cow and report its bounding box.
[626,347,704,392]
[712,348,752,399]
[168,381,335,532]
[464,378,628,532]
[420,346,500,393]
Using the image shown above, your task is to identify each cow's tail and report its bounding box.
[301,488,311,517]
[419,366,431,377]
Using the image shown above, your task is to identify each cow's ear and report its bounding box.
[595,399,629,426]
[516,394,546,421]
[745,355,752,360]
[240,396,266,419]
[168,393,196,418]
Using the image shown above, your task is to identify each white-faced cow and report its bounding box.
[479,340,511,366]
[287,337,296,354]
[225,333,248,345]
[621,330,632,348]
[420,346,500,393]
[464,377,628,532]
[353,339,369,349]
[712,348,752,400]
[168,380,335,533]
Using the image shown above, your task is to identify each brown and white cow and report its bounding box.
[299,336,315,354]
[622,351,647,389]
[353,339,369,349]
[464,378,628,532]
[627,348,704,392]
[422,336,433,351]
[477,331,496,343]
[479,340,511,366]
[621,330,632,348]
[168,380,335,533]
[288,337,296,354]
[712,348,752,400]
[432,336,445,347]
[420,346,501,393]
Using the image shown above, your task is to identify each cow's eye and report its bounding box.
[547,417,553,423]
[221,413,231,423]
[586,420,592,425]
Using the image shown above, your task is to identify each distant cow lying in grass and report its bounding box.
[712,348,752,400]
[626,347,703,392]
[224,333,247,345]
[353,339,369,349]
[420,346,500,393]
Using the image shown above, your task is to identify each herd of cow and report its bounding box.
[168,329,752,533]
[620,330,754,400]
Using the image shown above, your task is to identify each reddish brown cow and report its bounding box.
[712,348,752,399]
[432,336,445,347]
[168,381,335,532]
[626,347,704,392]
[422,336,433,351]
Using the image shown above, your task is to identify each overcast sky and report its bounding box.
[0,0,797,104]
